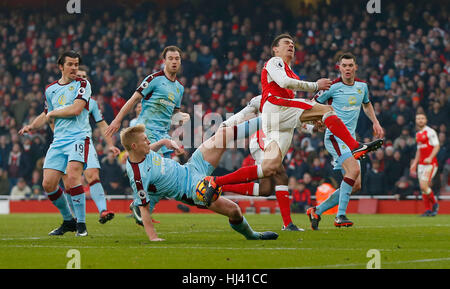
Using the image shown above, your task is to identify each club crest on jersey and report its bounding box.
[357,88,362,95]
[152,155,161,166]
[58,95,67,105]
[348,96,357,105]
[69,86,75,91]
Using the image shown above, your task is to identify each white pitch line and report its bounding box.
[0,243,449,255]
[286,257,450,269]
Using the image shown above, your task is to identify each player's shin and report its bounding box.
[316,189,340,215]
[47,187,74,221]
[322,112,359,150]
[337,177,354,216]
[67,185,86,223]
[222,183,259,196]
[229,216,260,240]
[89,180,107,213]
[215,165,264,186]
[275,186,292,227]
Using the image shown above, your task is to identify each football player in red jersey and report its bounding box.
[410,113,440,216]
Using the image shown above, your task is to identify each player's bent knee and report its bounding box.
[42,179,58,193]
[85,169,99,184]
[321,108,336,122]
[228,203,243,220]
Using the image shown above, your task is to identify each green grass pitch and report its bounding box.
[0,213,449,269]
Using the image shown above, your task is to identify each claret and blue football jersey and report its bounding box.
[44,78,92,144]
[135,70,184,134]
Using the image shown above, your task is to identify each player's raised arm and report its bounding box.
[220,95,261,128]
[362,102,384,139]
[140,204,164,242]
[18,112,47,135]
[46,99,86,121]
[266,57,331,92]
[150,138,181,154]
[105,91,143,137]
[96,120,121,156]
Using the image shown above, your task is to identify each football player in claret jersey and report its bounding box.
[19,51,92,236]
[105,45,189,225]
[410,113,440,216]
[307,53,384,230]
[120,124,278,242]
[105,45,190,157]
[61,66,120,224]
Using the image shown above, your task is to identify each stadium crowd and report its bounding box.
[0,0,448,202]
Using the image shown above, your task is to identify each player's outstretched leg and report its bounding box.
[351,139,384,160]
[209,197,278,240]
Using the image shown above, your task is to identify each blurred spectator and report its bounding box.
[6,143,28,188]
[287,150,309,179]
[385,148,407,192]
[100,151,127,195]
[363,160,388,195]
[302,172,316,195]
[0,168,9,195]
[217,148,245,175]
[290,177,311,213]
[392,176,414,200]
[10,177,31,199]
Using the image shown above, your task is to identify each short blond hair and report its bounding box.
[120,124,146,151]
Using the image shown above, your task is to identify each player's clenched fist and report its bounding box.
[316,78,332,91]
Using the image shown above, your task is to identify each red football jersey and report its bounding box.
[260,57,299,111]
[416,126,439,165]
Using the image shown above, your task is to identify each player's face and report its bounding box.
[136,133,151,154]
[164,51,181,74]
[273,38,295,60]
[60,57,79,80]
[76,70,87,79]
[339,58,357,80]
[416,114,427,128]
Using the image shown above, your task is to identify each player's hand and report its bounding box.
[179,112,190,125]
[423,157,432,164]
[313,121,326,132]
[316,78,332,91]
[105,119,121,137]
[409,164,417,176]
[19,125,33,135]
[108,146,121,157]
[373,122,384,139]
[165,139,183,155]
[172,112,190,126]
[45,111,55,123]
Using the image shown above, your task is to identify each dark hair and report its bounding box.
[271,33,294,56]
[338,52,356,63]
[78,65,89,73]
[160,46,182,59]
[57,50,82,66]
